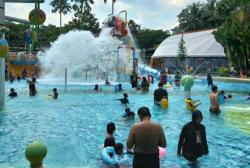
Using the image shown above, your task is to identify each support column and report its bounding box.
[0,0,5,109]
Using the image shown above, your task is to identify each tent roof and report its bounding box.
[152,29,226,58]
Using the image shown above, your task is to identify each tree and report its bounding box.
[177,34,188,62]
[215,0,238,25]
[202,0,218,28]
[5,22,29,50]
[177,34,189,73]
[213,0,250,70]
[50,0,71,32]
[137,29,170,60]
[104,0,116,15]
[177,2,205,32]
[65,9,100,35]
[72,0,94,13]
[69,0,100,35]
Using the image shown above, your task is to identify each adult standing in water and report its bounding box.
[127,107,167,168]
[29,78,37,96]
[209,85,220,113]
[177,110,208,162]
[207,72,213,87]
[130,71,138,88]
[154,82,168,105]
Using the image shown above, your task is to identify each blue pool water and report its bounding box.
[0,80,250,168]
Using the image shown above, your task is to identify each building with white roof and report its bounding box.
[151,29,228,73]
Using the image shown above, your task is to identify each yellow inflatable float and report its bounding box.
[163,84,173,89]
[161,99,168,109]
[185,98,194,111]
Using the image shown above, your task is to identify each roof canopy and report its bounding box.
[152,29,226,58]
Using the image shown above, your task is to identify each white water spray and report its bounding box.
[40,28,135,83]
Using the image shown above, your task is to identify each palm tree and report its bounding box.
[71,0,94,28]
[50,0,71,32]
[104,0,116,15]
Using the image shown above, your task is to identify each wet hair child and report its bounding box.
[116,93,129,104]
[52,88,58,99]
[9,88,17,98]
[122,107,135,119]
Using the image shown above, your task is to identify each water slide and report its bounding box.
[138,64,160,80]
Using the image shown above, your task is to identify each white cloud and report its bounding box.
[4,0,207,30]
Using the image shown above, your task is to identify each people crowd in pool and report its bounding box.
[6,68,249,168]
[100,71,249,168]
[7,68,59,99]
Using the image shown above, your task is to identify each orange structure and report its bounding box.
[7,52,40,78]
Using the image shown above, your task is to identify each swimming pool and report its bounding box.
[0,80,250,168]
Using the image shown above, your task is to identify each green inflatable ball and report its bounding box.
[181,75,194,91]
[25,141,47,168]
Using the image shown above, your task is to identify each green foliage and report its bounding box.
[174,0,250,70]
[37,25,61,48]
[173,1,218,33]
[65,9,100,35]
[213,0,250,70]
[217,67,230,76]
[128,20,170,59]
[137,29,170,59]
[4,22,29,50]
[177,34,187,62]
[50,0,71,15]
[123,20,170,60]
[72,0,94,12]
[50,0,71,28]
[68,0,100,35]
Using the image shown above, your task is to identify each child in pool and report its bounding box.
[104,122,116,143]
[122,107,135,119]
[246,93,250,100]
[218,90,227,104]
[116,93,129,104]
[49,88,58,99]
[102,143,128,167]
[9,88,17,98]
[186,97,201,111]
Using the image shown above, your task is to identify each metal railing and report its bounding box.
[8,52,39,65]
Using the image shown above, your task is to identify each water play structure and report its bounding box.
[0,0,45,109]
[40,14,138,84]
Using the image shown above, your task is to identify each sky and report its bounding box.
[5,0,207,30]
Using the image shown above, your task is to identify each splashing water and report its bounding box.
[40,28,134,83]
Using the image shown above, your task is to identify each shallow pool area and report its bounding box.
[0,80,250,168]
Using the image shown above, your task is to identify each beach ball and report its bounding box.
[29,9,46,25]
[181,75,194,91]
[0,39,9,58]
[161,98,168,109]
[25,141,47,168]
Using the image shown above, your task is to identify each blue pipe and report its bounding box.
[138,64,160,80]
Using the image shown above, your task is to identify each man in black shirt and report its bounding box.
[153,83,168,105]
